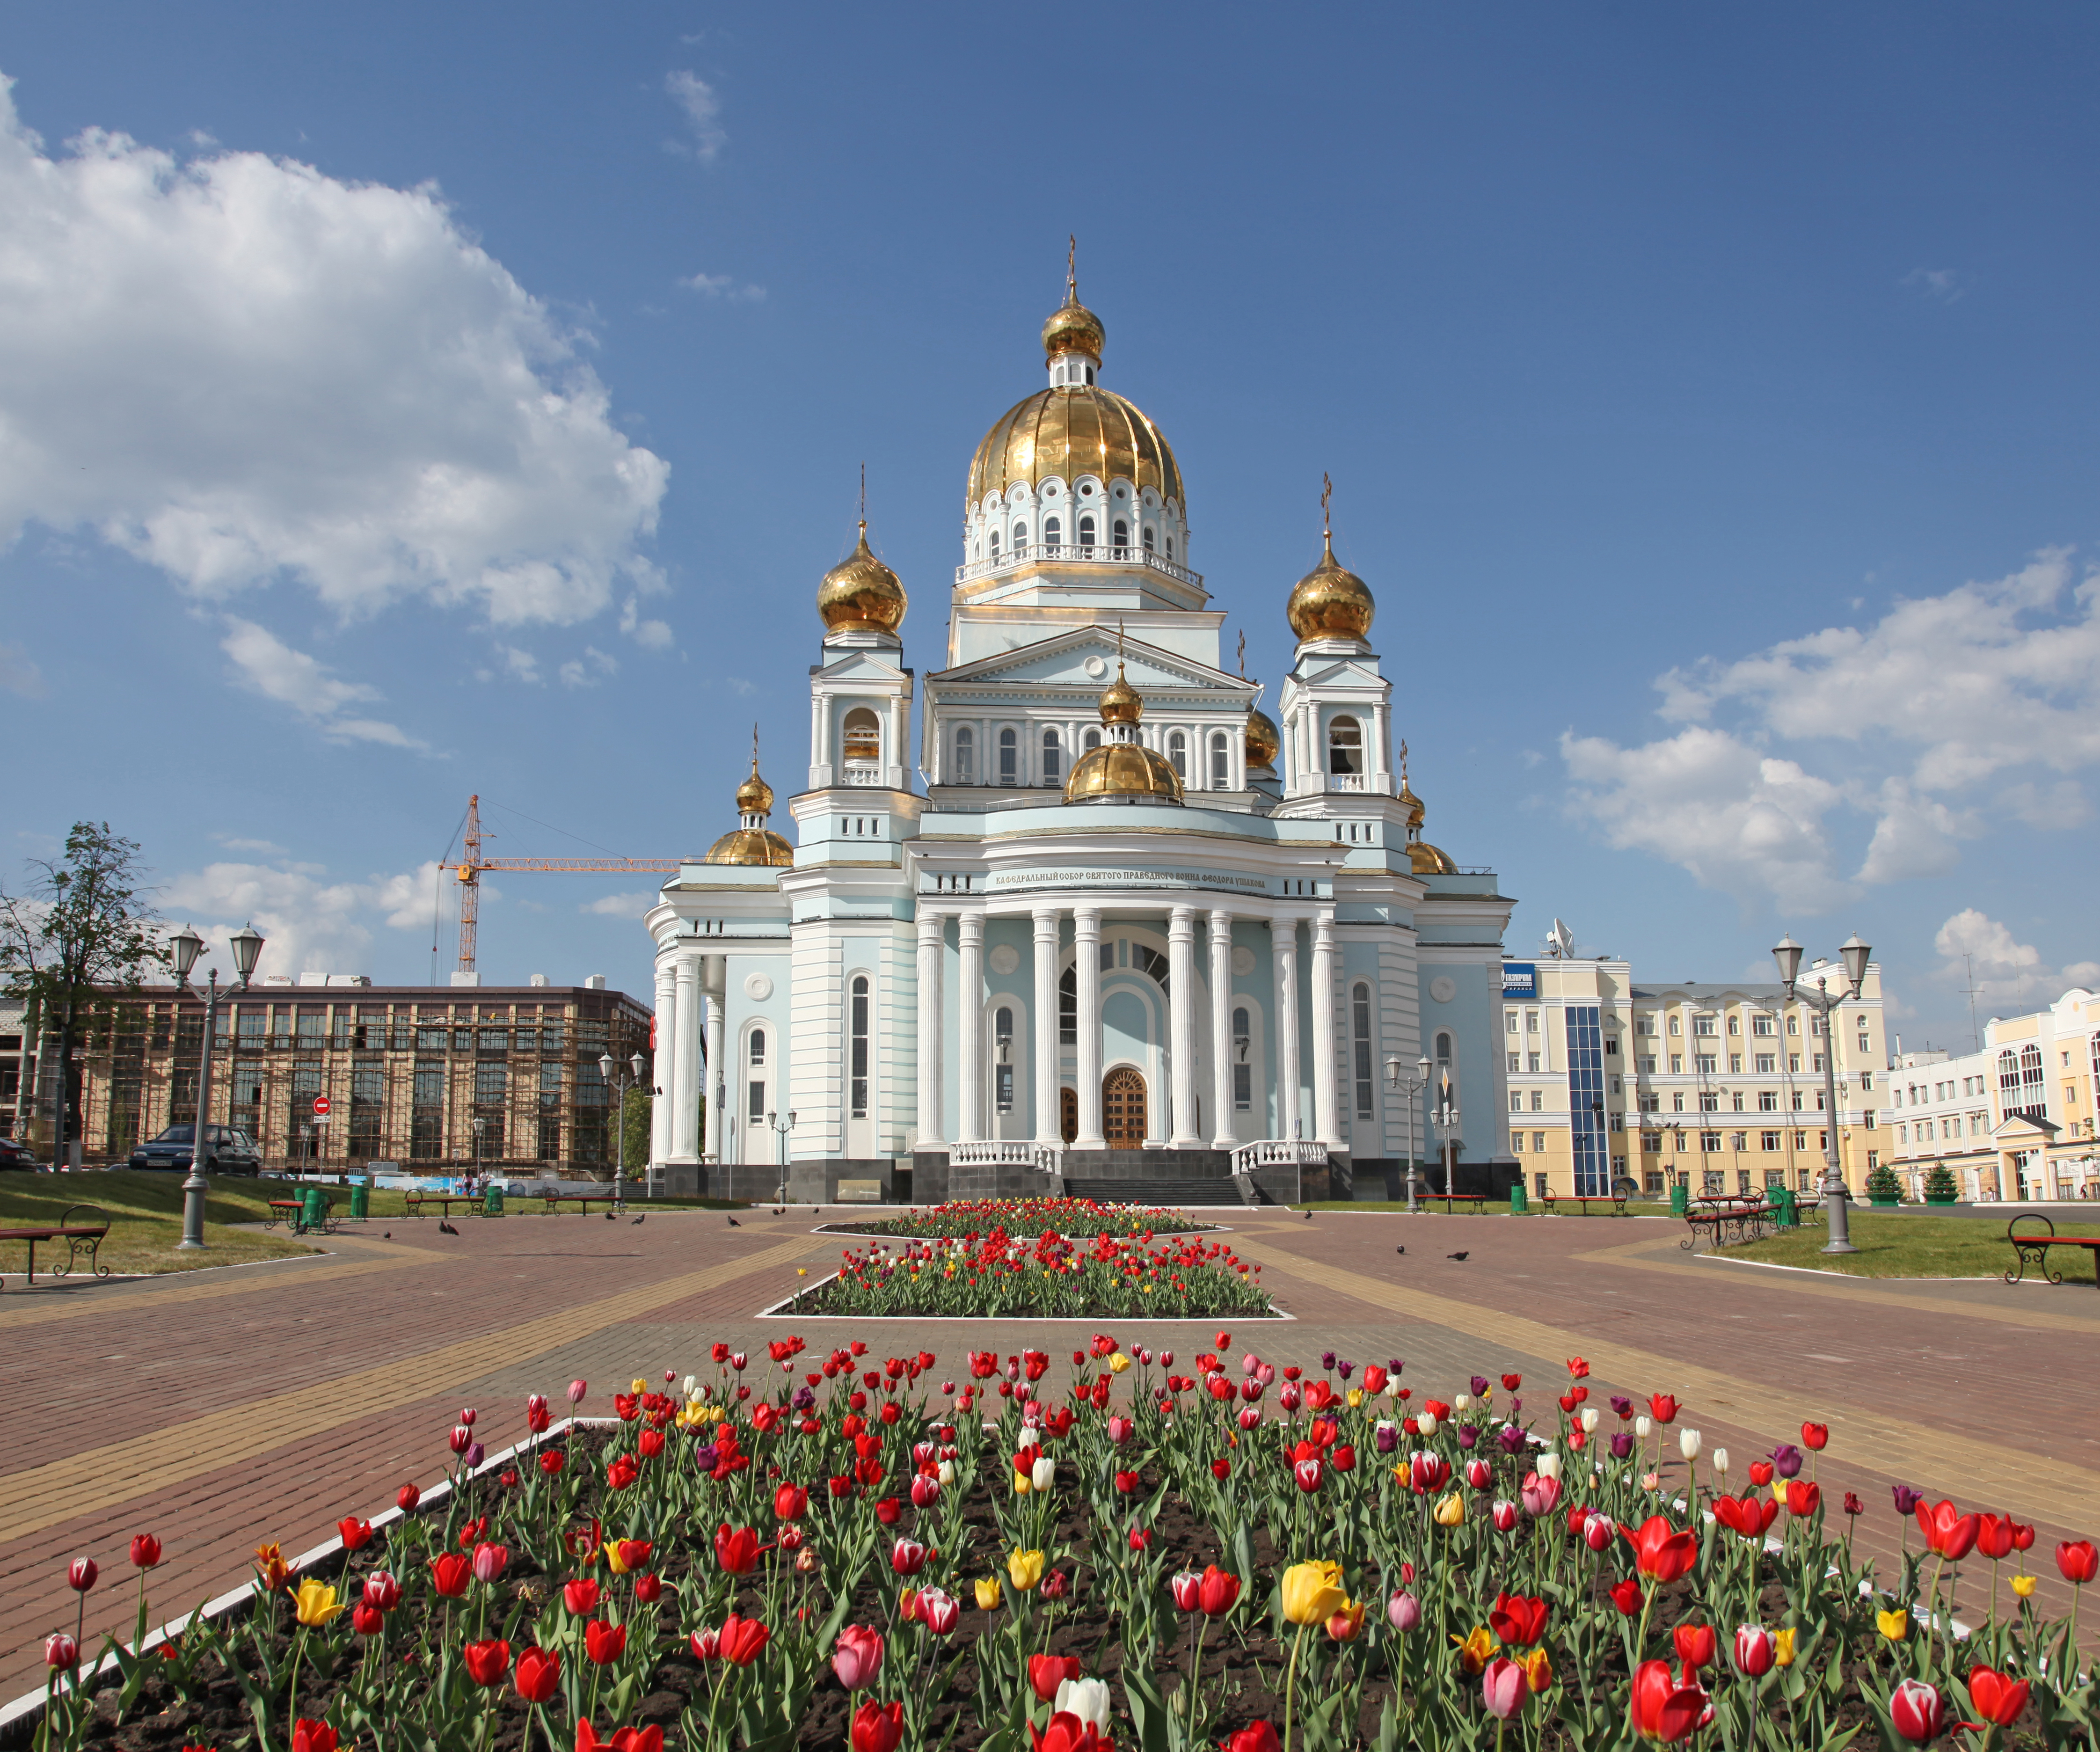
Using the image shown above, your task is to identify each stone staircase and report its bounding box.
[1063,1175,1245,1208]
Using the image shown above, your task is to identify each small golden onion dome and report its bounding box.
[704,827,794,867]
[1398,779,1425,829]
[1098,667,1143,724]
[1042,292,1105,362]
[1409,839,1458,876]
[1286,535,1376,643]
[1245,706,1281,770]
[736,769,774,816]
[817,522,907,636]
[1064,664,1184,805]
[969,387,1183,510]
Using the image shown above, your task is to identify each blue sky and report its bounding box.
[3,4,2097,1045]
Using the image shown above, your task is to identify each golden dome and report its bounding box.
[1409,839,1458,876]
[817,522,906,635]
[1099,666,1143,724]
[969,387,1183,511]
[735,769,774,816]
[704,827,794,868]
[1245,706,1281,771]
[1064,664,1184,804]
[1042,293,1105,362]
[1286,535,1376,643]
[1398,779,1425,828]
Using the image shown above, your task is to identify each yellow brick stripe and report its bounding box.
[0,1237,817,1543]
[1233,1233,2100,1526]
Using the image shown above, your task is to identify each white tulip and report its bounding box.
[1031,1455,1056,1491]
[1678,1428,1702,1461]
[1635,1416,1652,1440]
[1711,1448,1729,1477]
[1416,1411,1437,1436]
[1579,1408,1600,1433]
[1055,1678,1112,1730]
[1454,1393,1473,1413]
[1536,1452,1562,1480]
[682,1373,698,1396]
[937,1459,956,1486]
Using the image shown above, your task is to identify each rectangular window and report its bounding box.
[1695,1054,1717,1074]
[1670,1054,1683,1073]
[1510,1090,1524,1113]
[1731,1132,1747,1150]
[1755,1054,1775,1073]
[474,1064,507,1105]
[1508,1052,1521,1072]
[1510,1130,1524,1152]
[995,1063,1014,1113]
[1641,1130,1662,1152]
[1604,1037,1619,1055]
[1728,1016,1741,1036]
[747,1080,766,1124]
[1701,1131,1722,1152]
[850,981,870,1118]
[1669,1016,1681,1036]
[1351,987,1374,1120]
[1609,1112,1623,1132]
[1728,1054,1743,1073]
[1528,1051,1542,1073]
[1533,1132,1547,1153]
[1761,1130,1781,1151]
[1233,1062,1252,1111]
[1758,1090,1778,1111]
[1507,1010,1519,1034]
[1794,1131,1807,1150]
[1693,1016,1716,1037]
[1753,1015,1774,1037]
[1640,1055,1656,1074]
[1530,1089,1544,1112]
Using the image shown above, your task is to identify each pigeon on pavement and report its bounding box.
[631,1214,645,1225]
[1393,1245,1404,1255]
[438,1219,458,1235]
[726,1215,741,1227]
[1446,1250,1468,1261]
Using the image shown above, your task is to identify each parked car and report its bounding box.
[0,1135,45,1171]
[129,1124,262,1175]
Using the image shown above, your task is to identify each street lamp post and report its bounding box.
[599,1051,648,1211]
[1385,1055,1431,1212]
[1772,932,1871,1256]
[166,922,264,1251]
[766,1108,797,1205]
[472,1117,485,1191]
[1432,1067,1460,1197]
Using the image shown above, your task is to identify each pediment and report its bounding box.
[1291,656,1387,691]
[935,628,1247,698]
[816,650,910,684]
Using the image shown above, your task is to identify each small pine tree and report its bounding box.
[1923,1161,1958,1201]
[1865,1161,1903,1202]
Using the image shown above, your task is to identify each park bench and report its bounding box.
[1681,1194,1777,1252]
[542,1191,622,1215]
[267,1194,339,1235]
[1416,1190,1489,1215]
[404,1191,477,1220]
[0,1204,112,1291]
[1541,1188,1633,1217]
[2004,1212,2100,1286]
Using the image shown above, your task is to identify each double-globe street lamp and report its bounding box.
[166,921,265,1251]
[1385,1054,1432,1212]
[1771,931,1872,1256]
[767,1108,797,1206]
[599,1051,647,1211]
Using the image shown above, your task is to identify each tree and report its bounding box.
[1864,1161,1903,1202]
[1923,1161,1959,1201]
[0,824,165,1159]
[621,1084,652,1178]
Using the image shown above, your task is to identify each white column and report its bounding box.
[671,954,701,1163]
[1168,905,1200,1146]
[651,956,677,1168]
[1312,909,1342,1146]
[915,912,946,1148]
[1209,910,1237,1150]
[1272,916,1302,1141]
[1033,907,1062,1148]
[702,971,725,1164]
[1074,908,1105,1148]
[957,913,985,1143]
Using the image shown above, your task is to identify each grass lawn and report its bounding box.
[1301,1199,1677,1218]
[0,1171,323,1275]
[1718,1209,2100,1279]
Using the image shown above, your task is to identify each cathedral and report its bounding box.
[643,275,1515,1204]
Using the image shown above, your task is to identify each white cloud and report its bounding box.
[221,617,425,748]
[679,271,764,302]
[665,72,726,161]
[1564,550,2100,909]
[582,891,654,919]
[559,647,618,688]
[0,640,44,697]
[213,834,287,855]
[162,857,443,981]
[618,595,673,649]
[0,71,668,634]
[496,645,542,685]
[1931,909,2100,1011]
[1903,267,1964,304]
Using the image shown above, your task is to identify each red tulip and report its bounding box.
[1733,1626,1774,1677]
[397,1483,421,1512]
[1784,1481,1821,1518]
[575,1724,661,1752]
[1966,1665,2029,1728]
[1114,1469,1141,1495]
[1647,1393,1679,1425]
[1221,1728,1283,1752]
[890,1538,927,1577]
[1489,1593,1549,1647]
[1501,1373,1522,1392]
[1128,1526,1153,1552]
[291,1721,338,1752]
[1974,1514,2014,1561]
[1800,1422,1828,1451]
[715,1524,766,1576]
[44,1634,78,1671]
[1747,1460,1774,1487]
[430,1553,472,1598]
[362,1572,401,1611]
[515,1645,561,1703]
[1583,1513,1618,1553]
[1029,1653,1081,1702]
[1199,1564,1241,1617]
[1672,1623,1715,1670]
[773,1483,808,1521]
[540,1452,566,1476]
[1171,1570,1202,1612]
[1608,1577,1644,1615]
[1916,1500,1980,1560]
[850,1701,904,1752]
[720,1613,771,1666]
[583,1619,627,1665]
[874,1496,901,1524]
[1210,1457,1230,1481]
[689,1628,721,1662]
[910,1475,940,1509]
[2057,1540,2099,1584]
[564,1577,601,1613]
[1889,1679,1945,1745]
[1567,1357,1590,1378]
[633,1572,662,1604]
[351,1603,385,1636]
[1629,1659,1707,1743]
[1712,1494,1779,1540]
[464,1640,511,1687]
[129,1535,162,1570]
[66,1558,97,1593]
[2011,1522,2034,1552]
[1623,1516,1699,1583]
[1293,1457,1322,1492]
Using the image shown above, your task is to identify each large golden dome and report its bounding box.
[1287,534,1376,642]
[1245,706,1281,771]
[969,387,1184,510]
[1064,664,1184,805]
[817,522,906,635]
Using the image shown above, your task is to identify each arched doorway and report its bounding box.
[1103,1067,1146,1149]
[1059,1087,1078,1146]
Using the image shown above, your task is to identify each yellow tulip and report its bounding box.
[974,1575,1004,1612]
[1433,1492,1466,1527]
[1773,1628,1796,1667]
[1523,1647,1554,1693]
[1452,1626,1498,1674]
[1012,1469,1032,1496]
[1107,1352,1130,1374]
[1876,1607,1910,1643]
[2011,1574,2037,1599]
[1280,1560,1347,1626]
[630,1377,647,1394]
[293,1579,345,1628]
[1007,1548,1046,1593]
[1347,1387,1364,1409]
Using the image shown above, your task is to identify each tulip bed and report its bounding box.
[827,1201,1214,1241]
[34,1343,2097,1752]
[785,1230,1276,1321]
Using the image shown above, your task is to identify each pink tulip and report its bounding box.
[831,1624,883,1690]
[1520,1472,1561,1518]
[472,1543,508,1584]
[1106,1416,1134,1445]
[567,1380,588,1405]
[1387,1591,1421,1632]
[1257,1362,1276,1387]
[1483,1657,1527,1721]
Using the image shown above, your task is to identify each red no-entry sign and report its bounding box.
[312,1095,332,1117]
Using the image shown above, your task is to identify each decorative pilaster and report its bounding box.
[957,914,985,1143]
[1168,906,1200,1146]
[1033,908,1062,1148]
[1074,908,1105,1148]
[671,955,701,1163]
[1209,911,1237,1149]
[1312,909,1342,1147]
[1271,917,1302,1140]
[651,956,677,1168]
[914,912,946,1149]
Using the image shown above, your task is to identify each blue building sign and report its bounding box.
[1502,962,1537,998]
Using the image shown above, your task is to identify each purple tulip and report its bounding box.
[1320,1351,1336,1372]
[693,1443,720,1472]
[1388,1358,1405,1376]
[791,1386,816,1412]
[1373,1421,1400,1454]
[1507,1396,1522,1419]
[1457,1424,1480,1450]
[1892,1484,1923,1516]
[464,1441,485,1470]
[1470,1376,1491,1398]
[1335,1359,1355,1381]
[1497,1425,1526,1456]
[1770,1444,1803,1479]
[1611,1395,1633,1419]
[1610,1432,1634,1461]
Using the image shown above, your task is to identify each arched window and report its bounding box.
[849,977,870,1118]
[750,1028,766,1066]
[1209,731,1230,789]
[1167,730,1187,780]
[841,707,880,766]
[988,528,1000,558]
[954,725,975,784]
[1166,534,1174,559]
[746,1027,767,1125]
[1078,514,1095,548]
[1044,516,1061,546]
[1352,983,1375,1118]
[998,726,1018,786]
[1013,522,1028,548]
[1113,518,1129,548]
[1327,715,1362,775]
[994,1006,1015,1113]
[1142,525,1156,551]
[1436,1031,1452,1064]
[1232,1005,1252,1111]
[1041,727,1061,783]
[1083,727,1101,752]
[1059,964,1076,1044]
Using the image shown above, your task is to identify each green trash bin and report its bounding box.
[300,1183,328,1233]
[349,1180,370,1221]
[484,1183,504,1217]
[1774,1186,1798,1228]
[1669,1182,1689,1217]
[1509,1183,1528,1215]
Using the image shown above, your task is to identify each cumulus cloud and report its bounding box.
[1903,267,1964,303]
[1932,909,2100,1011]
[582,891,655,919]
[162,857,443,981]
[665,72,726,161]
[679,271,764,302]
[0,71,668,636]
[559,647,618,688]
[0,640,44,697]
[221,617,425,748]
[1564,550,2100,909]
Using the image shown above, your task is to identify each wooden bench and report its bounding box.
[2004,1213,2100,1286]
[1416,1190,1489,1215]
[267,1195,337,1235]
[542,1191,621,1215]
[405,1191,476,1220]
[1541,1190,1632,1217]
[0,1204,112,1290]
[1681,1195,1778,1251]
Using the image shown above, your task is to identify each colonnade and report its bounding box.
[652,947,725,1171]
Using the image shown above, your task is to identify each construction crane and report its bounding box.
[453,794,679,975]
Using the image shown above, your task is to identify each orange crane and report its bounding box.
[453,794,680,975]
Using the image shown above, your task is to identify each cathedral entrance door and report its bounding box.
[1059,1087,1078,1146]
[1102,1067,1146,1149]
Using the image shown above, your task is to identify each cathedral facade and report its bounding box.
[642,281,1515,1203]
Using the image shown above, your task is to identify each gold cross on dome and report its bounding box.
[1067,234,1077,301]
[1320,473,1332,538]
